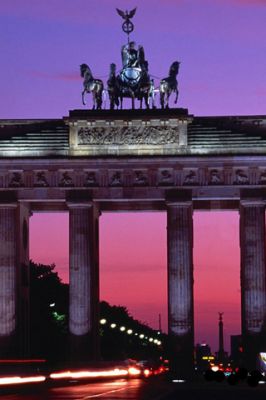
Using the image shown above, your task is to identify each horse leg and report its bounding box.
[165,94,169,109]
[110,97,114,110]
[92,92,96,110]
[97,93,103,110]
[96,94,100,110]
[152,94,156,109]
[174,88,179,104]
[160,92,164,109]
[120,96,123,110]
[144,94,149,110]
[82,90,86,106]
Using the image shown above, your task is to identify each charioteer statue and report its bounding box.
[80,8,180,110]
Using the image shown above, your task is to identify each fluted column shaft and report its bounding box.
[167,200,194,377]
[240,201,266,368]
[69,203,99,362]
[0,207,17,355]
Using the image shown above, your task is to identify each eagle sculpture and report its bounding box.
[116,8,137,21]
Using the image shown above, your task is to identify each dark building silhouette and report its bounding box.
[230,335,243,366]
[195,343,213,371]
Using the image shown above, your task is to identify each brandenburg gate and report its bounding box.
[0,108,266,375]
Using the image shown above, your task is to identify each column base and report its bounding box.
[0,333,17,358]
[68,333,99,366]
[167,333,194,379]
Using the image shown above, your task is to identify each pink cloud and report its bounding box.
[255,88,266,96]
[29,70,79,81]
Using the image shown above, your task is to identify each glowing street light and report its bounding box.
[110,323,116,328]
[120,326,126,331]
[139,334,144,339]
[127,329,133,335]
[100,319,107,325]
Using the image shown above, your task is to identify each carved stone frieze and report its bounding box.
[4,164,266,191]
[78,126,179,146]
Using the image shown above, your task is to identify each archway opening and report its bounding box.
[194,211,241,357]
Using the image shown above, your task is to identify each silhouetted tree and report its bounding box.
[29,260,68,362]
[100,301,165,361]
[29,261,166,363]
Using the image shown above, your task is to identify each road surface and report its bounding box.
[2,376,266,400]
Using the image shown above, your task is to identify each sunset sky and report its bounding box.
[1,0,265,352]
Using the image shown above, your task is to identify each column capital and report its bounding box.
[166,200,192,209]
[240,199,265,208]
[0,203,17,209]
[240,188,266,207]
[67,201,94,209]
[165,189,192,207]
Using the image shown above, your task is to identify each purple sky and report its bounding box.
[1,0,266,352]
[1,0,266,117]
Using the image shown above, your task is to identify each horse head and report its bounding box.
[169,61,180,77]
[109,63,117,77]
[80,63,92,78]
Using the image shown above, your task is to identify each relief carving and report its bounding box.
[183,170,197,185]
[209,169,223,184]
[159,169,174,185]
[110,171,123,186]
[235,169,249,184]
[78,126,179,145]
[59,172,74,187]
[134,170,148,186]
[34,171,49,187]
[84,171,98,187]
[9,172,24,187]
[259,171,266,184]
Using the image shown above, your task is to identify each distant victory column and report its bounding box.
[216,312,227,362]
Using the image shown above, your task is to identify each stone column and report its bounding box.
[68,202,99,362]
[166,193,194,378]
[0,202,30,358]
[240,199,266,369]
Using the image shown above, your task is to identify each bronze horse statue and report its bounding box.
[160,61,180,109]
[80,64,104,110]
